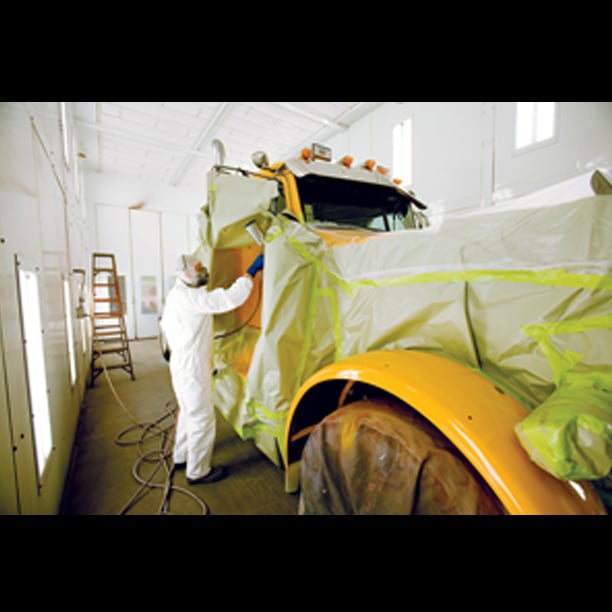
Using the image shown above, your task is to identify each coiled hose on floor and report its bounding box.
[94,341,209,515]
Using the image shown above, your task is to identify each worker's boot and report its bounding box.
[187,466,227,485]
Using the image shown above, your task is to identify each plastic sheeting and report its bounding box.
[201,170,612,482]
[592,168,612,195]
[200,172,277,253]
[515,378,612,480]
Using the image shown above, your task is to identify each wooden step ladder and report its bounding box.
[89,252,135,386]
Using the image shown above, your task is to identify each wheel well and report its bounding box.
[297,396,507,515]
[285,350,607,514]
[287,378,409,465]
[288,379,507,513]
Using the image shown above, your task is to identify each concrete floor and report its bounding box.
[61,338,299,516]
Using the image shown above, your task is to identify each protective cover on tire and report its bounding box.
[299,398,504,515]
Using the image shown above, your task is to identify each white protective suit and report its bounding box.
[160,274,253,480]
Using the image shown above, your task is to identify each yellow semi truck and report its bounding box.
[190,143,610,515]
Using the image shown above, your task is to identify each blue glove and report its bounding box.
[246,254,264,277]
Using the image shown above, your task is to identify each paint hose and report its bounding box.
[93,340,209,515]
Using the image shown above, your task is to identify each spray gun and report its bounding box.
[245,219,265,247]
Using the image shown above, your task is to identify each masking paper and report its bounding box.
[201,171,612,482]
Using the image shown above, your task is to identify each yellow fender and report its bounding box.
[284,350,606,515]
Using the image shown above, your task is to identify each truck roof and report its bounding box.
[285,157,398,188]
[283,156,427,211]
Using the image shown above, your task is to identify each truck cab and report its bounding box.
[191,144,610,515]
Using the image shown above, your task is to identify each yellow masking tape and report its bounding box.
[287,227,612,294]
[293,272,320,396]
[246,398,286,440]
[522,314,612,386]
[259,230,612,455]
[286,232,612,377]
[317,288,344,361]
[347,268,612,292]
[287,237,352,292]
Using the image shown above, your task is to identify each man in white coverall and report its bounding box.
[161,253,264,484]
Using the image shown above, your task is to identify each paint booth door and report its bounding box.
[161,213,190,303]
[130,209,161,338]
[96,205,134,338]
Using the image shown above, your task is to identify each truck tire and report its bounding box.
[298,396,505,515]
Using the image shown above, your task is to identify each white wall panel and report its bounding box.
[328,102,483,218]
[130,209,161,338]
[409,102,483,216]
[493,101,612,203]
[188,214,200,253]
[0,315,19,514]
[326,101,612,222]
[345,114,372,168]
[0,193,39,514]
[31,116,78,458]
[0,102,90,514]
[95,204,196,337]
[161,212,189,301]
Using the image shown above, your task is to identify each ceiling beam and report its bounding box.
[77,118,212,160]
[281,102,385,159]
[273,102,346,130]
[170,102,234,187]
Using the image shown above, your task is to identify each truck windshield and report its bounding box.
[296,174,413,231]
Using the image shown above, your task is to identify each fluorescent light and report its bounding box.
[64,278,77,387]
[18,267,53,478]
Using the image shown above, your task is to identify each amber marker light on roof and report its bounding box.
[363,159,376,171]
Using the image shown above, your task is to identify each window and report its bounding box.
[393,117,413,186]
[515,102,557,150]
[17,262,53,479]
[296,174,413,232]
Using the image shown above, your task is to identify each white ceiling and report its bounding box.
[75,102,384,195]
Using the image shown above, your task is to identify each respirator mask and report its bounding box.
[178,255,209,288]
[190,267,209,288]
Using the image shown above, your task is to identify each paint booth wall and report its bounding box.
[0,102,92,514]
[326,102,612,220]
[0,103,203,513]
[88,186,201,339]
